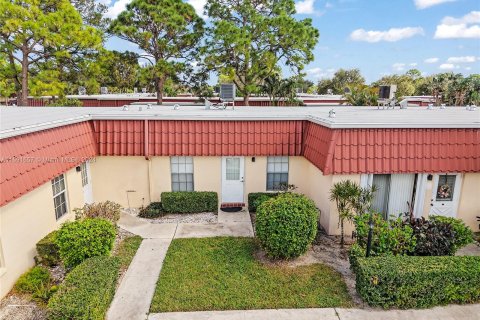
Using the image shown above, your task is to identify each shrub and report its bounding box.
[247,192,278,212]
[161,192,218,213]
[56,218,116,268]
[255,193,318,259]
[431,216,474,251]
[47,256,120,320]
[353,213,416,256]
[14,266,54,303]
[355,256,480,308]
[139,202,164,218]
[47,98,83,107]
[36,231,61,267]
[408,217,455,256]
[74,201,121,223]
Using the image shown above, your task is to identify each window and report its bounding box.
[171,156,194,191]
[80,162,88,187]
[369,174,417,219]
[267,156,289,191]
[226,158,240,180]
[52,174,68,220]
[436,175,456,201]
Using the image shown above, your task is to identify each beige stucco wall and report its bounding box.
[90,156,150,208]
[455,173,479,231]
[0,167,84,299]
[194,157,222,195]
[289,157,360,235]
[244,156,268,199]
[149,157,172,202]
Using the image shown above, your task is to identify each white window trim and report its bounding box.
[0,238,6,278]
[170,156,194,192]
[266,156,289,191]
[52,174,69,221]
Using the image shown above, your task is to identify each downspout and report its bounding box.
[145,119,153,203]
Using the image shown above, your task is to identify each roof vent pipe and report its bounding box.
[328,109,336,118]
[440,104,446,109]
[467,104,477,111]
[122,105,129,111]
[147,103,152,109]
[427,104,434,110]
[138,106,143,111]
[173,104,180,110]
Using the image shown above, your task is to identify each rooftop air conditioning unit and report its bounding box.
[142,88,147,94]
[379,85,397,100]
[100,87,108,95]
[78,86,86,95]
[220,83,236,101]
[133,87,138,94]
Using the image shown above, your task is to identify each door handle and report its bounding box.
[240,177,244,182]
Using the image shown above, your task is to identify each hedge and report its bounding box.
[255,193,318,259]
[47,256,120,320]
[161,192,218,213]
[247,192,278,212]
[355,256,480,309]
[36,230,61,267]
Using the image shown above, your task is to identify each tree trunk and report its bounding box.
[243,94,249,106]
[20,49,29,106]
[156,76,164,105]
[340,219,345,248]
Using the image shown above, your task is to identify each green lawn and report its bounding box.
[150,237,353,312]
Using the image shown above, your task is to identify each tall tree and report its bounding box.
[110,0,205,105]
[205,0,319,105]
[71,0,110,31]
[317,68,365,95]
[0,0,102,105]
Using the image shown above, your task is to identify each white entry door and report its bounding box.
[221,157,244,203]
[80,162,93,204]
[430,173,462,218]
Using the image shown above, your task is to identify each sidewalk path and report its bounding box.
[148,304,480,320]
[108,211,254,320]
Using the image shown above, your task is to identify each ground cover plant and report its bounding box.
[151,237,353,312]
[74,201,122,223]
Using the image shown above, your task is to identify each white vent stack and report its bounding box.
[100,87,108,95]
[78,86,86,95]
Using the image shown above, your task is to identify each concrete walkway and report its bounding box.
[148,304,480,320]
[108,211,254,320]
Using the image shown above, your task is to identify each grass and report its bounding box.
[114,235,142,270]
[150,237,353,312]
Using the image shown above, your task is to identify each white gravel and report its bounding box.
[147,212,217,224]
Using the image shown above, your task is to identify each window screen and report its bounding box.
[225,158,240,180]
[171,157,194,191]
[52,174,68,220]
[266,156,289,191]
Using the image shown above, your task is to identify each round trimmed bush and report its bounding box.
[255,193,318,259]
[56,218,116,268]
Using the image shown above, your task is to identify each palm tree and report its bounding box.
[329,180,361,247]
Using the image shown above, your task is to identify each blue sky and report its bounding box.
[103,0,480,83]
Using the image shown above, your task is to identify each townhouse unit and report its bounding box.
[0,105,479,298]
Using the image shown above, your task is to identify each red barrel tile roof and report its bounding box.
[0,122,97,206]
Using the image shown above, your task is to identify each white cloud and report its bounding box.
[296,0,315,14]
[187,0,208,19]
[305,67,335,79]
[325,2,333,8]
[434,11,480,39]
[105,0,130,19]
[465,66,472,71]
[350,27,424,42]
[424,57,439,63]
[410,62,418,67]
[392,63,406,72]
[414,0,455,9]
[439,63,459,70]
[446,56,476,63]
